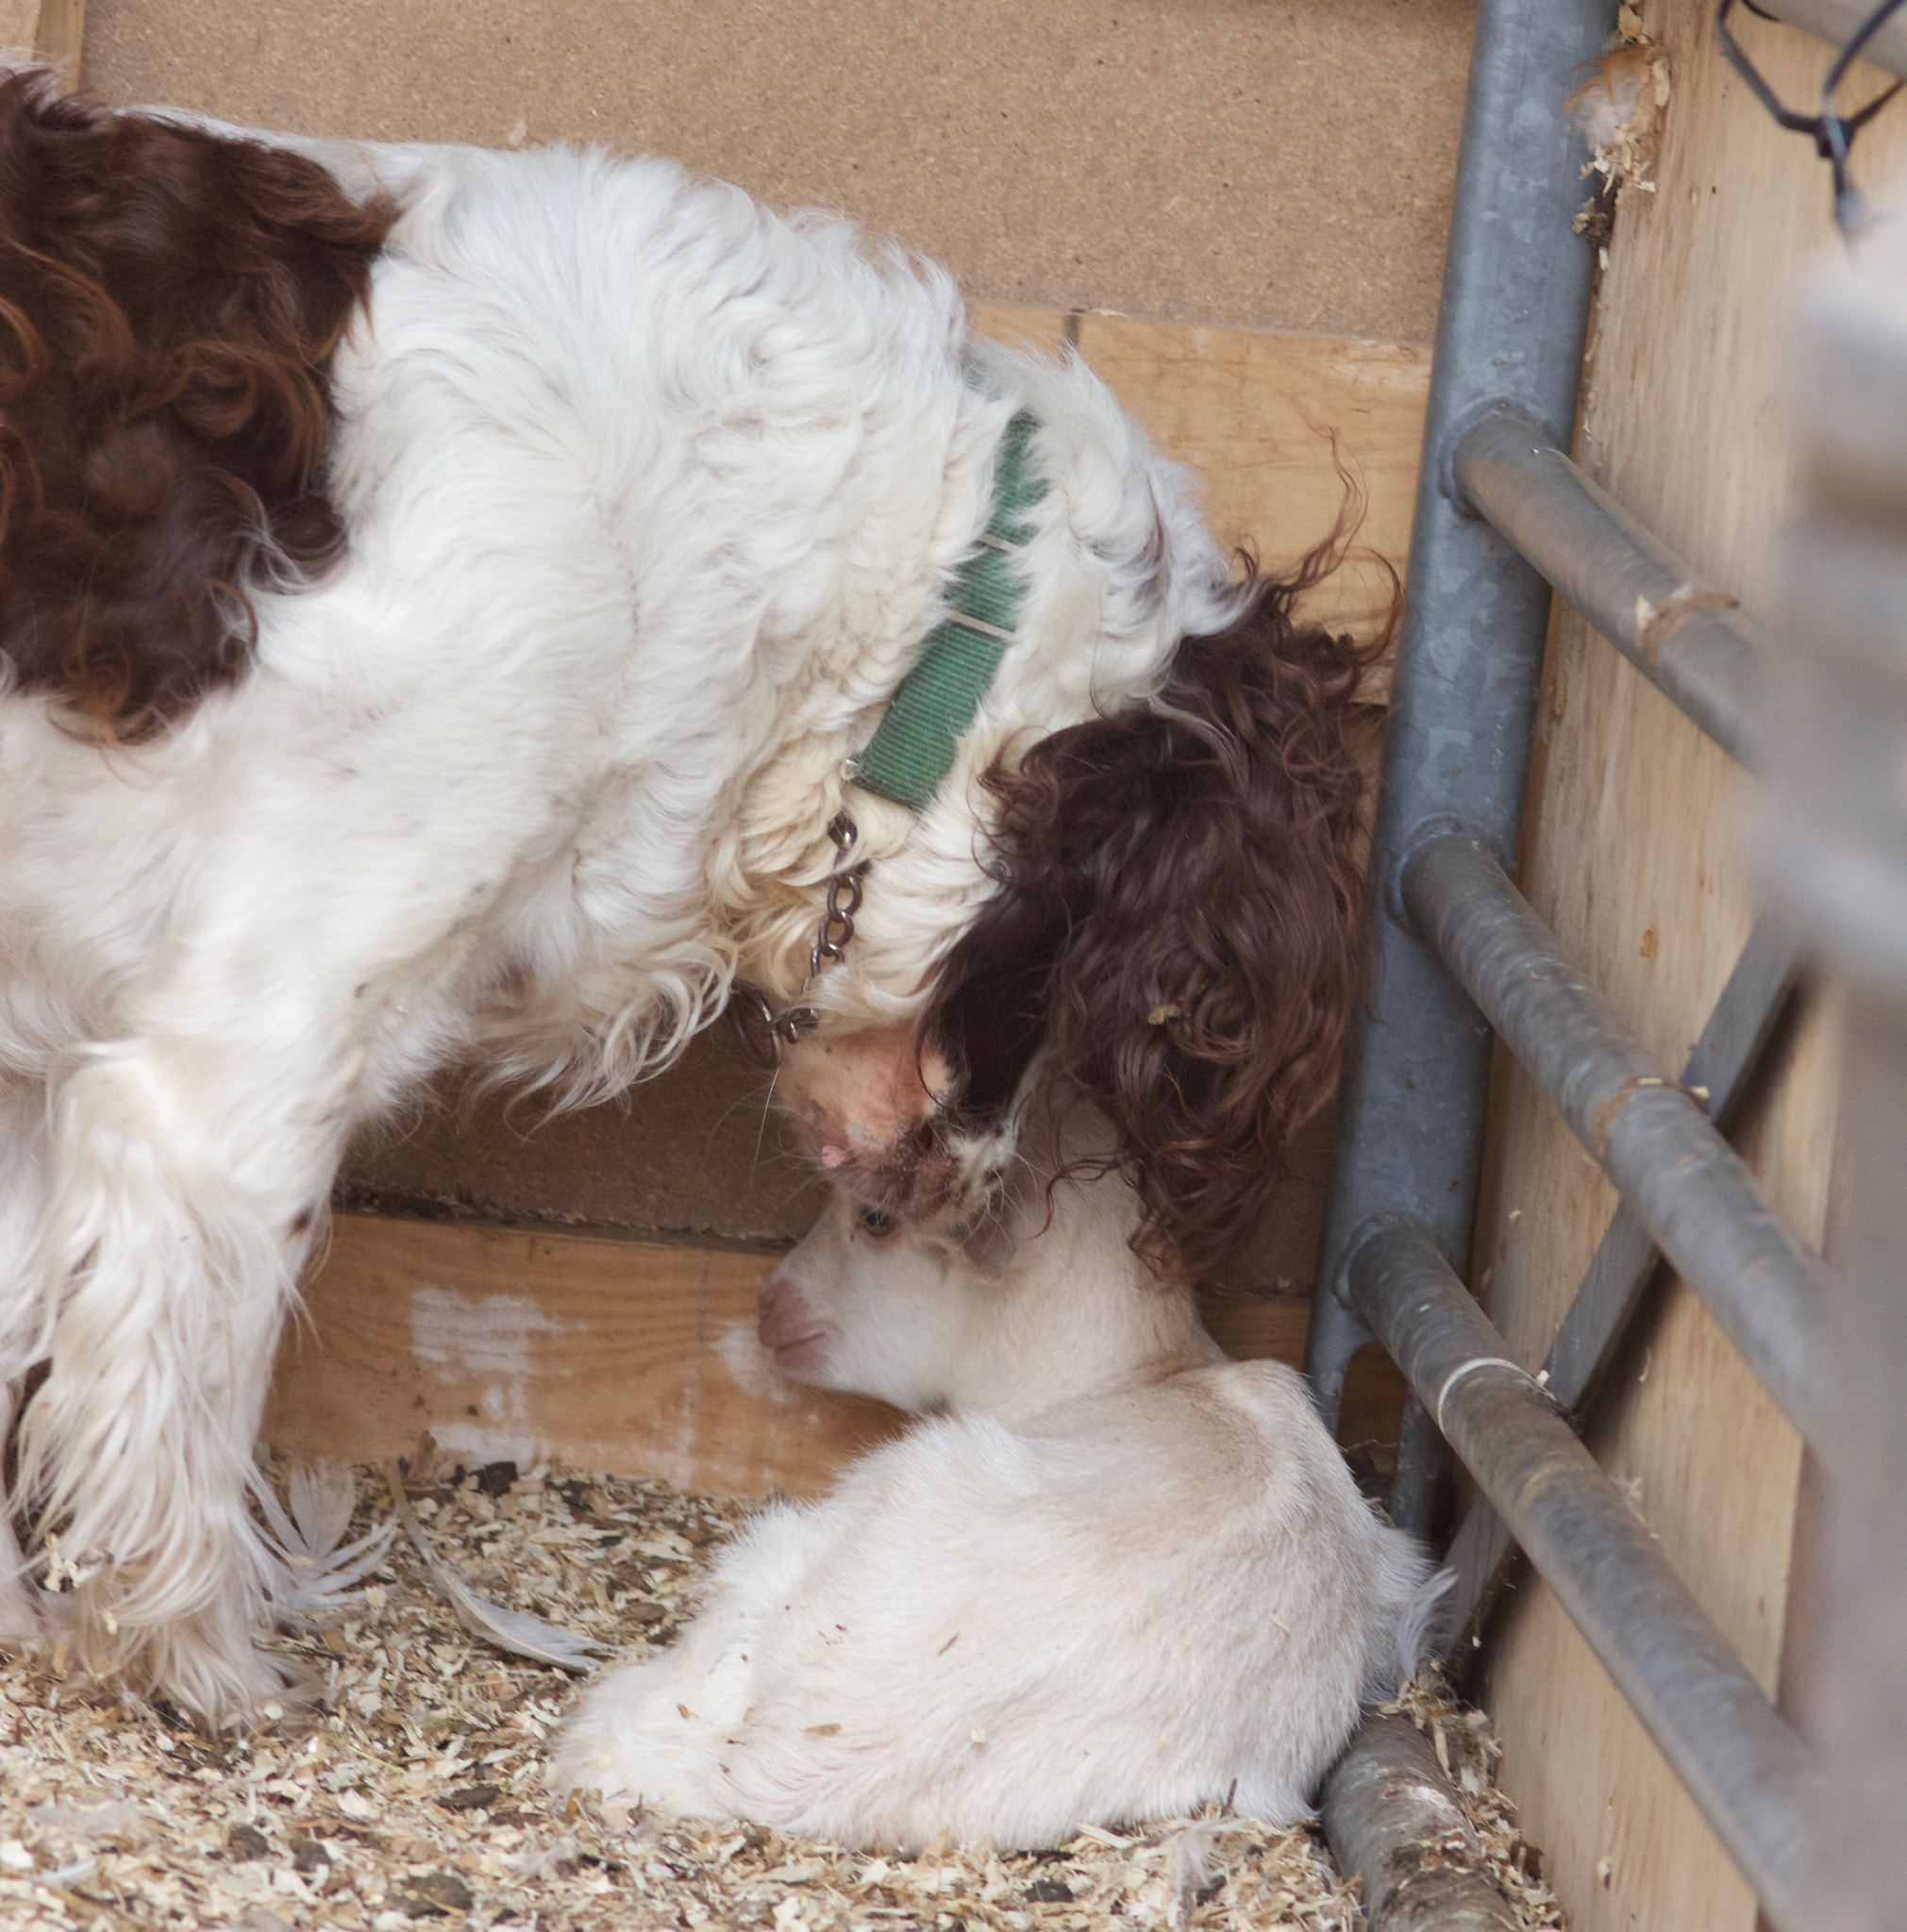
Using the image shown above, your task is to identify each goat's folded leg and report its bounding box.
[8,1028,354,1723]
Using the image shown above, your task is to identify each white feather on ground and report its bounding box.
[380,1460,603,1673]
[253,1461,397,1624]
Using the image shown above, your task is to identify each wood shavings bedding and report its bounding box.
[0,1458,1564,1930]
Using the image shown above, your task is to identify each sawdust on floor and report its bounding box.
[0,1457,1564,1930]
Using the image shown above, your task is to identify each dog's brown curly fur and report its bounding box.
[0,73,393,739]
[928,541,1392,1286]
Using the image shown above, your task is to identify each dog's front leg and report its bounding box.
[10,1022,360,1724]
[0,1073,51,1642]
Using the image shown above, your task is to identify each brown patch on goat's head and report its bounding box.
[0,72,395,740]
[924,540,1394,1287]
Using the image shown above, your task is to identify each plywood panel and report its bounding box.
[1469,5,1892,1927]
[78,0,1475,345]
[266,1216,905,1499]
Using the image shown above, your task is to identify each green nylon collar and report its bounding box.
[847,412,1045,813]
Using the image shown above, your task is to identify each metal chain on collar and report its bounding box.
[808,811,865,985]
[728,809,867,1067]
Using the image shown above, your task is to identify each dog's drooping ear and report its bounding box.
[928,563,1382,1285]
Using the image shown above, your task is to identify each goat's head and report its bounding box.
[757,1104,1168,1415]
[755,1188,974,1410]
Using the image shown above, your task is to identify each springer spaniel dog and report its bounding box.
[0,72,1375,1720]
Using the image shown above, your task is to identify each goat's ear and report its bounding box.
[928,562,1388,1283]
[954,1210,1018,1282]
[951,1159,1049,1281]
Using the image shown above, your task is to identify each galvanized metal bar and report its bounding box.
[1387,1393,1447,1541]
[1441,915,1804,1659]
[1304,0,1618,1455]
[1540,916,1803,1409]
[1449,408,1770,770]
[1322,1715,1522,1932]
[1347,1217,1824,1932]
[1399,827,1834,1448]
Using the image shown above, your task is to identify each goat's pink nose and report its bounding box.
[757,1266,808,1346]
[757,1266,788,1339]
[757,1264,832,1372]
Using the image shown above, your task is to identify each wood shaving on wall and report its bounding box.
[1567,3,1673,221]
[0,1458,1564,1930]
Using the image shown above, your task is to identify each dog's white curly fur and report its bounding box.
[0,113,1240,1718]
[553,1115,1430,1849]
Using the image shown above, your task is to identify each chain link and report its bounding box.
[727,810,867,1066]
[1717,0,1907,236]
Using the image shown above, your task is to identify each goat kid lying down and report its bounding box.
[0,74,1375,1720]
[553,1122,1432,1850]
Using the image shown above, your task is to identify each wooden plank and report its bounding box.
[0,1,88,86]
[1466,7,1897,1928]
[1075,315,1422,675]
[266,1209,1406,1496]
[967,301,1068,354]
[973,304,1426,691]
[265,1216,905,1499]
[25,0,84,81]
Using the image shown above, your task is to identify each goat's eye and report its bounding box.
[860,1206,895,1238]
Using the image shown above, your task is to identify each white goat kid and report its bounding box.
[554,1127,1430,1850]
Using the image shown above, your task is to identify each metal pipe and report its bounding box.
[1321,1715,1522,1932]
[1537,916,1802,1412]
[1441,916,1802,1660]
[1398,827,1834,1448]
[1346,1217,1825,1932]
[1304,0,1619,1458]
[1387,1394,1447,1541]
[1450,408,1769,769]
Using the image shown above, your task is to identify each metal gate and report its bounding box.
[1290,3,1900,1925]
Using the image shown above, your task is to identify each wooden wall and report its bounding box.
[79,0,1476,345]
[1469,5,1903,1928]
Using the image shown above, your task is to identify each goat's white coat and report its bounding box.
[553,1132,1429,1850]
[0,116,1243,1714]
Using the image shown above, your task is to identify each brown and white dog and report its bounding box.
[0,72,1376,1719]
